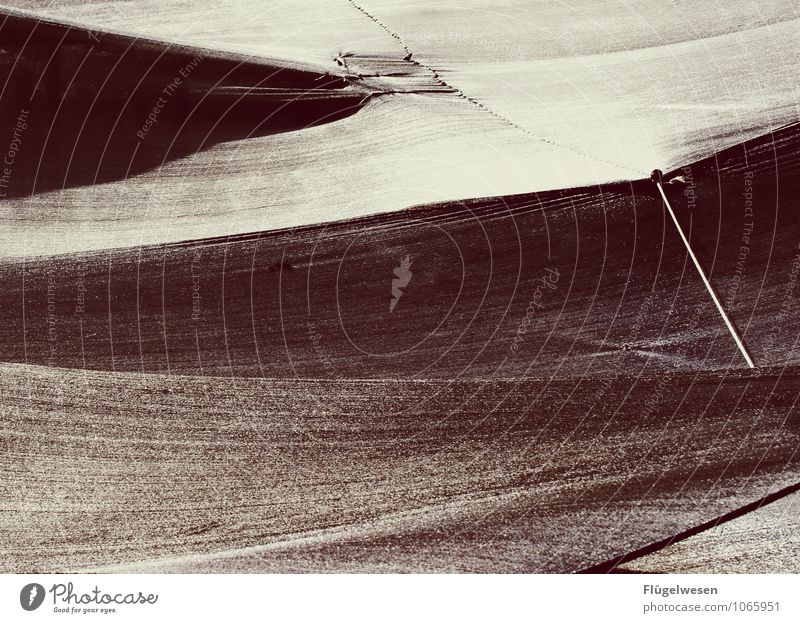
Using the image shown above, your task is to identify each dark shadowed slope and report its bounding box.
[1,363,798,573]
[1,122,799,377]
[0,10,369,198]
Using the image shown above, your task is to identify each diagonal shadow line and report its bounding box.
[577,480,800,573]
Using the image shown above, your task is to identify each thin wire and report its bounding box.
[655,181,755,368]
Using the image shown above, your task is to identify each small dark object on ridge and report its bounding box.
[650,169,664,184]
[269,260,294,272]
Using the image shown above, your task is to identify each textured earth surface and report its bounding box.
[1,363,798,572]
[1,3,799,573]
[2,1,800,255]
[618,492,800,574]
